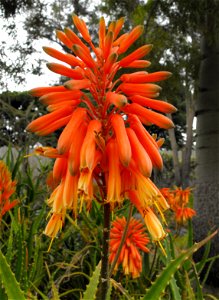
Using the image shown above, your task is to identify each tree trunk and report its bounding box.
[181,90,195,188]
[167,113,181,186]
[194,26,219,282]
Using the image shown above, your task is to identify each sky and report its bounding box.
[0,0,101,92]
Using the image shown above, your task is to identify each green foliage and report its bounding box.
[0,249,25,300]
[82,260,101,299]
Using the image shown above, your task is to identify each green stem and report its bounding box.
[99,203,111,300]
[109,204,133,277]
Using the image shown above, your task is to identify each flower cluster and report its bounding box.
[27,15,176,240]
[109,216,149,278]
[0,160,18,219]
[160,187,196,224]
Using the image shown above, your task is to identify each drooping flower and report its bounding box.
[27,15,176,239]
[0,160,18,219]
[109,216,149,278]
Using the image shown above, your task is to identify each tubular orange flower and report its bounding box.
[0,160,18,220]
[109,216,149,278]
[27,15,176,240]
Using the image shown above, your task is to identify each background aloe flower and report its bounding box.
[0,160,18,220]
[27,15,176,238]
[160,187,196,224]
[109,216,149,278]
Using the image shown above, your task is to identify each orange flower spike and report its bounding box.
[80,120,102,170]
[43,47,84,67]
[104,31,114,60]
[56,30,73,49]
[99,17,106,49]
[40,90,82,105]
[26,106,74,134]
[126,128,152,177]
[130,95,177,114]
[30,86,67,97]
[106,139,121,203]
[124,103,174,129]
[46,63,84,79]
[64,78,91,90]
[125,60,151,68]
[144,207,166,241]
[118,25,144,54]
[119,44,153,67]
[72,44,96,69]
[110,114,132,167]
[72,14,92,43]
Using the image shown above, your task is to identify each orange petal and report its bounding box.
[121,71,172,83]
[104,31,114,59]
[47,100,80,112]
[118,25,144,54]
[80,120,102,170]
[106,91,127,108]
[72,15,91,43]
[114,17,125,40]
[26,106,74,134]
[124,60,151,68]
[63,169,79,211]
[46,63,84,79]
[56,30,73,49]
[126,128,152,177]
[64,78,91,90]
[103,52,118,74]
[119,83,161,97]
[39,90,82,105]
[57,107,88,154]
[110,114,132,167]
[53,157,67,181]
[130,95,177,113]
[43,47,84,67]
[129,115,163,169]
[64,27,90,53]
[99,17,106,49]
[106,139,121,203]
[123,103,174,129]
[73,44,96,69]
[30,86,67,97]
[119,45,153,67]
[68,122,88,175]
